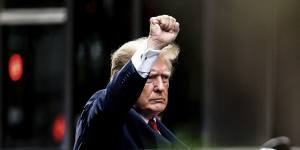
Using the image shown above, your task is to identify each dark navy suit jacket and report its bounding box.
[73,60,188,149]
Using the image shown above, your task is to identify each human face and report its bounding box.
[135,57,171,119]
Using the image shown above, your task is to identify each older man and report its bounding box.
[73,15,188,149]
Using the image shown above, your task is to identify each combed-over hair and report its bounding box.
[110,37,180,79]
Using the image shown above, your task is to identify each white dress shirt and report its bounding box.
[131,39,160,78]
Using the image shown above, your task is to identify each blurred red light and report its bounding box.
[52,114,65,143]
[8,53,23,81]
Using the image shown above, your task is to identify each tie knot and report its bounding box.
[148,118,159,133]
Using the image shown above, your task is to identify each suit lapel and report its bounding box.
[156,119,177,143]
[156,117,189,149]
[127,109,172,148]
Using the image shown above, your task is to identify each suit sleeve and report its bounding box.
[101,60,147,116]
[73,61,148,150]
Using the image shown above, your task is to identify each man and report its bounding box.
[73,15,188,149]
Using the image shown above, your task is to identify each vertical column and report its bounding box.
[0,15,2,149]
[65,0,73,149]
[264,0,277,139]
[131,0,141,39]
[274,0,300,144]
[201,0,215,146]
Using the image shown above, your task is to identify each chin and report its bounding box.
[149,104,166,114]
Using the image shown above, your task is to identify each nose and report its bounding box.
[153,76,164,91]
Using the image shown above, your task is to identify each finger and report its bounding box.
[150,23,160,35]
[166,16,173,31]
[164,16,177,31]
[172,22,180,33]
[159,15,169,30]
[169,16,176,22]
[150,17,159,25]
[169,17,176,31]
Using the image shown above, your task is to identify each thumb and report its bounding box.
[150,23,161,35]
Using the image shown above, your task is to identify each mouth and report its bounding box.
[150,98,165,104]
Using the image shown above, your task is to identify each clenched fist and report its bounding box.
[147,15,180,50]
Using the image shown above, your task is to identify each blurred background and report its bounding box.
[0,0,300,149]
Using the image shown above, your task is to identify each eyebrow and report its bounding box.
[149,70,171,75]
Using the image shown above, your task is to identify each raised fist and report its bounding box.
[147,15,180,50]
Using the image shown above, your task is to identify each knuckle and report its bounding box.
[150,17,155,22]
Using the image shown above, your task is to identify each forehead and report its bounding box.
[150,57,171,74]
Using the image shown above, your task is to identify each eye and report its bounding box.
[162,74,170,82]
[146,75,154,83]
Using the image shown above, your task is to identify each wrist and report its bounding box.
[147,37,167,50]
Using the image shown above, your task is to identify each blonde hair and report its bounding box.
[110,37,180,79]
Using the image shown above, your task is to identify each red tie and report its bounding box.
[148,118,160,133]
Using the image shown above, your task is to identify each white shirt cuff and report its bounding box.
[131,40,160,78]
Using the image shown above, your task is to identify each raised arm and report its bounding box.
[91,15,180,119]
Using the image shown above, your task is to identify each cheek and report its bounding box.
[141,86,152,98]
[137,86,153,105]
[164,84,169,95]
